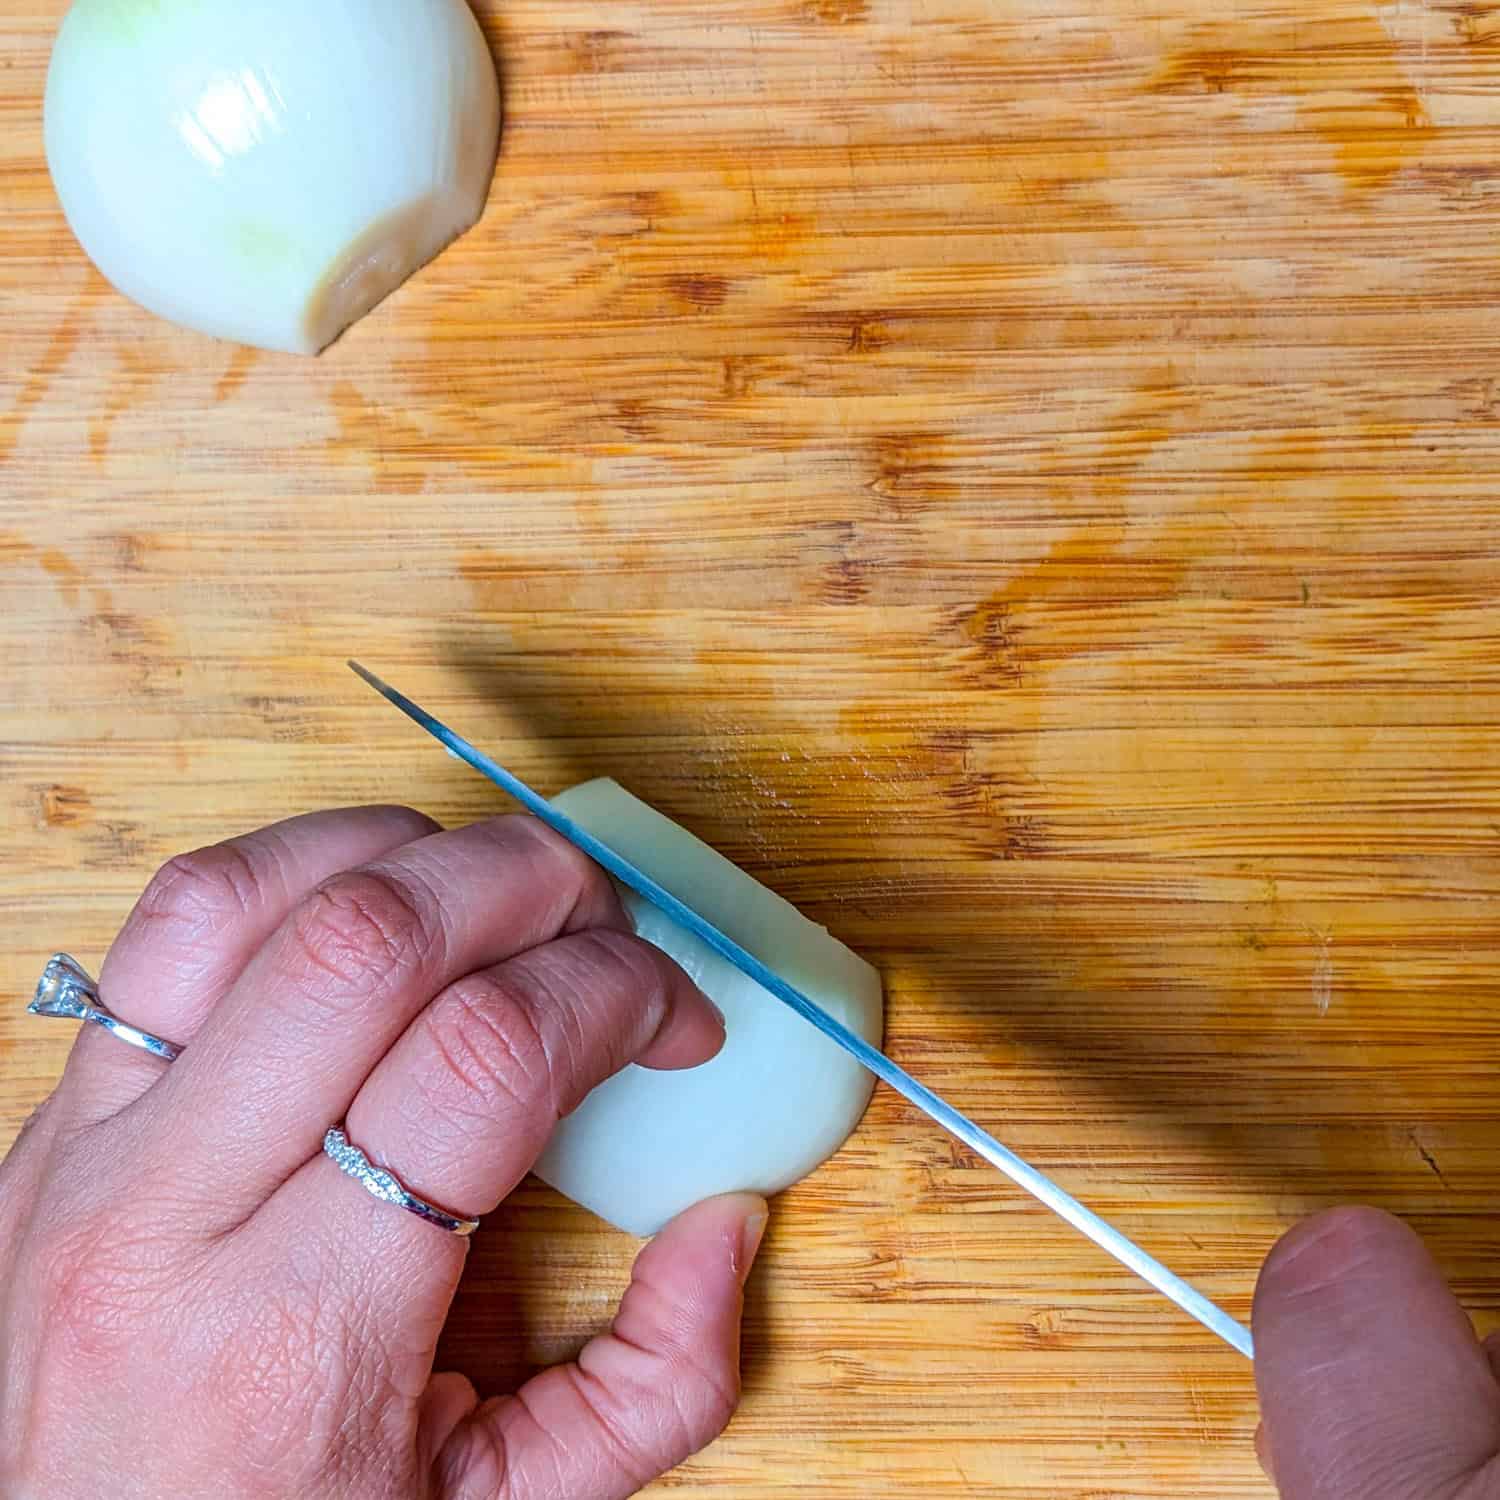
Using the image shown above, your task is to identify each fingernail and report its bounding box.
[738,1205,769,1283]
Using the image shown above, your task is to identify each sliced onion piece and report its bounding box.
[44,0,500,354]
[536,779,885,1237]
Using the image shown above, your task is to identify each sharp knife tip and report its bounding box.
[347,660,403,704]
[346,663,459,755]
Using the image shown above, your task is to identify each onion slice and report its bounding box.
[44,0,500,354]
[535,779,885,1237]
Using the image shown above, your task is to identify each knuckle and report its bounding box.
[577,928,670,1003]
[540,930,674,1065]
[631,1263,740,1442]
[284,869,439,1001]
[5,1096,53,1158]
[422,974,554,1117]
[366,803,442,840]
[507,815,618,925]
[648,1347,738,1461]
[129,841,265,948]
[564,1367,662,1490]
[674,1356,739,1448]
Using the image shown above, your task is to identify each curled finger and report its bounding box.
[62,805,439,1125]
[256,926,724,1316]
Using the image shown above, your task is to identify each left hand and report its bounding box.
[1,807,765,1500]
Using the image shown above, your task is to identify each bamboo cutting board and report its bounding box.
[6,0,1500,1493]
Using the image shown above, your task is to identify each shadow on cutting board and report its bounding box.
[427,624,1433,1400]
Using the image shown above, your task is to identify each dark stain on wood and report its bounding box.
[667,273,731,310]
[570,28,633,74]
[39,784,92,828]
[721,355,757,399]
[847,319,890,354]
[612,398,661,440]
[820,556,873,604]
[84,820,149,868]
[111,533,152,574]
[867,429,957,514]
[804,0,869,22]
[950,596,1027,686]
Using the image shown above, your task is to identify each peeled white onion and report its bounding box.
[536,779,885,1237]
[44,0,500,354]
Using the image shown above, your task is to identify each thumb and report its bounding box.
[1254,1207,1500,1499]
[436,1192,768,1500]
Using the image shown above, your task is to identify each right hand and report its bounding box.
[1254,1207,1500,1499]
[1,808,765,1500]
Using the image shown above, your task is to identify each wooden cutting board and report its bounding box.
[6,0,1500,1493]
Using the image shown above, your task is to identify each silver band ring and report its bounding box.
[29,953,183,1063]
[323,1128,480,1237]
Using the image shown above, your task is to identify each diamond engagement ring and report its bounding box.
[29,953,183,1062]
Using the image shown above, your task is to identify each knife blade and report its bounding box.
[349,660,1254,1361]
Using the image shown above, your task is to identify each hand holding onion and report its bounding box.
[44,0,501,353]
[1,808,784,1499]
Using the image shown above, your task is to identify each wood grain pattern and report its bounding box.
[5,0,1500,1492]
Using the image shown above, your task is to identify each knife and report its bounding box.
[349,660,1254,1361]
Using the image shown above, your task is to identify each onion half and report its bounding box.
[44,0,500,354]
[536,779,885,1237]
